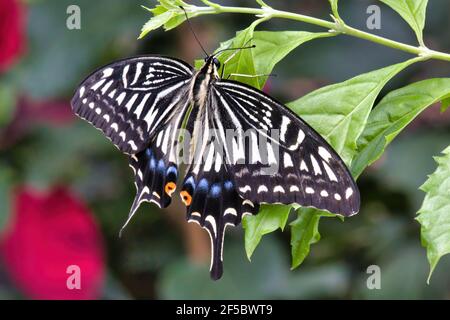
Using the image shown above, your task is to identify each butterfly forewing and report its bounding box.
[212,80,360,216]
[71,56,194,154]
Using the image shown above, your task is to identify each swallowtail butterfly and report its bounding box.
[71,51,360,280]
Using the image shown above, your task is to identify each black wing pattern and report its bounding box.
[70,56,195,234]
[180,100,259,280]
[122,91,192,233]
[71,56,194,154]
[211,80,360,217]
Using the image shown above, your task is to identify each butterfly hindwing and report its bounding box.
[121,89,194,233]
[211,80,360,216]
[71,56,194,154]
[181,142,259,280]
[128,146,177,209]
[180,103,259,279]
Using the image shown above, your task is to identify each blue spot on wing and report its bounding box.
[210,184,221,197]
[185,176,196,189]
[224,180,233,190]
[198,178,209,191]
[157,159,165,172]
[167,166,177,176]
[149,157,156,170]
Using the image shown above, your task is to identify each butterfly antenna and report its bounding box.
[214,38,255,57]
[180,6,209,58]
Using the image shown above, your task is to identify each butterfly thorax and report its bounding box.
[192,57,220,107]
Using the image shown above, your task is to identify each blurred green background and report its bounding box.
[1,0,450,299]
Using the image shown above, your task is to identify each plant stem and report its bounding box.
[191,5,450,62]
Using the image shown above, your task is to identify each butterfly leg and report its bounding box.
[219,39,255,78]
[226,73,276,80]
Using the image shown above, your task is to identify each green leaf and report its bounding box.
[242,204,291,260]
[379,0,428,46]
[198,28,334,89]
[441,94,450,112]
[287,58,420,165]
[140,9,176,39]
[290,209,323,269]
[417,146,450,282]
[352,78,450,177]
[251,31,334,88]
[139,0,190,39]
[204,18,266,89]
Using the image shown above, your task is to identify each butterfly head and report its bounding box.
[212,57,221,69]
[203,56,221,68]
[200,55,221,80]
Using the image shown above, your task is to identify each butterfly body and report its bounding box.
[71,54,360,280]
[192,56,220,108]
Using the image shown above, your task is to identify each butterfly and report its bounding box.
[71,51,360,280]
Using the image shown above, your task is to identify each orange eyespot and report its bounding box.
[164,182,176,196]
[180,191,192,206]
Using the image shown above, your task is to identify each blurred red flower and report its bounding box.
[0,187,105,299]
[0,0,26,72]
